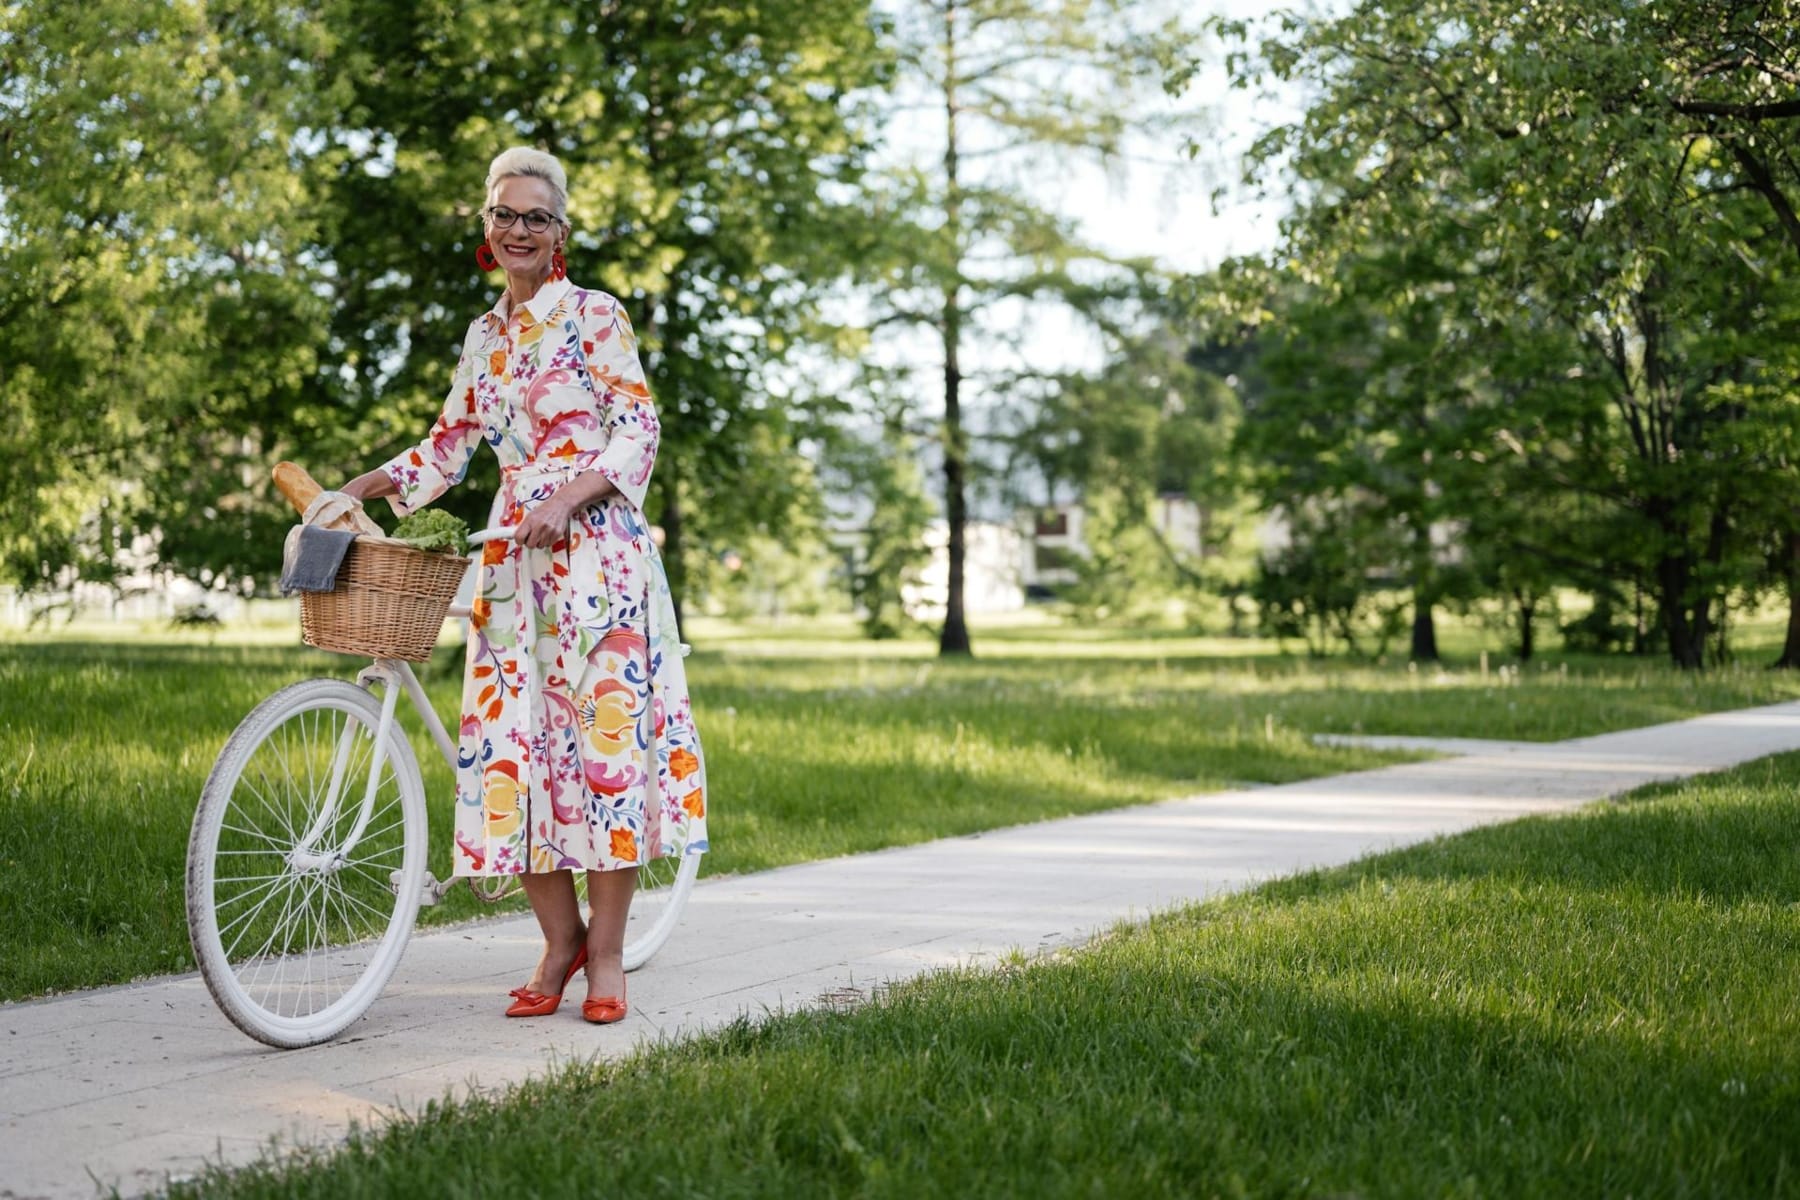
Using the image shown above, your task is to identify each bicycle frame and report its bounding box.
[289,528,513,893]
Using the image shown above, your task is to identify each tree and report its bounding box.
[828,396,935,638]
[309,0,895,620]
[3,1,894,615]
[863,0,1191,655]
[1237,245,1497,662]
[1200,0,1800,667]
[0,1,338,590]
[1008,313,1259,629]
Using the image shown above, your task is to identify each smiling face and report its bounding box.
[484,175,565,284]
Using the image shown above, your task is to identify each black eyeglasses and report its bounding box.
[485,205,561,234]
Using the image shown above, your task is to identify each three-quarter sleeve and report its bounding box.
[581,298,660,513]
[379,330,484,516]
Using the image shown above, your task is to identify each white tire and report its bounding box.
[622,849,701,972]
[187,678,427,1048]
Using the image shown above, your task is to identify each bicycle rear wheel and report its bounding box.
[623,848,702,971]
[187,677,427,1048]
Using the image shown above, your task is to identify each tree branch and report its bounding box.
[1728,140,1800,264]
[1670,97,1800,120]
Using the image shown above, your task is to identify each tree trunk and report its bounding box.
[1514,590,1535,662]
[1774,531,1800,668]
[938,287,971,656]
[1644,489,1719,669]
[1409,524,1437,662]
[1410,594,1438,662]
[1656,555,1706,670]
[659,470,685,631]
[1631,581,1648,656]
[936,0,971,657]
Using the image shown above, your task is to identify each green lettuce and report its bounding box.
[390,509,471,556]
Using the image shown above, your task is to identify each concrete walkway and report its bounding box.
[7,701,1800,1199]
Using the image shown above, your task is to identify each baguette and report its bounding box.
[274,461,384,536]
[273,461,322,515]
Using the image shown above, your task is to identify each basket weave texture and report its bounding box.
[300,538,470,662]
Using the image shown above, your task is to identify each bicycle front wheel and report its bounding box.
[187,677,427,1048]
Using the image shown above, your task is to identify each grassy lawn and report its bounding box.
[168,746,1800,1198]
[6,616,1800,1001]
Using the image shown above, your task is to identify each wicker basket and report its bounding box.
[300,538,471,662]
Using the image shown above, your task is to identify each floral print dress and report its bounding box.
[379,276,708,876]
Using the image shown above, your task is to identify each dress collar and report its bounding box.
[486,275,575,330]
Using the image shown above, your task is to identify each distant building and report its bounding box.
[1023,505,1084,590]
[903,520,1026,618]
[1017,494,1206,595]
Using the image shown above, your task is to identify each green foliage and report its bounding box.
[0,1,341,591]
[1011,320,1260,629]
[1231,248,1494,659]
[1063,490,1184,624]
[1,0,896,614]
[1199,0,1800,669]
[1558,595,1641,657]
[1251,500,1409,658]
[697,532,845,626]
[822,398,935,639]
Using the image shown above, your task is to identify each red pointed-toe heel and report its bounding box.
[581,994,627,1025]
[505,946,589,1018]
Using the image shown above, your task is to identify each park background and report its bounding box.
[3,1,1798,1195]
[8,0,1800,669]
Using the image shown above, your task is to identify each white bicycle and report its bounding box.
[185,526,700,1048]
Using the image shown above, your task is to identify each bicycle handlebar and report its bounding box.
[466,527,518,547]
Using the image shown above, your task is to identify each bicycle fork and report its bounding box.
[284,664,406,875]
[290,662,495,909]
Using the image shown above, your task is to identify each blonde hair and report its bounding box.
[485,147,570,225]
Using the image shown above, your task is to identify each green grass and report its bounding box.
[168,748,1800,1199]
[7,621,1800,1001]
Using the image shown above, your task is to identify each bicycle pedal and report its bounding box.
[391,870,456,907]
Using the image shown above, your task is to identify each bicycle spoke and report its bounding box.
[247,762,301,847]
[212,871,297,888]
[216,891,287,953]
[260,728,306,843]
[338,815,407,860]
[332,884,398,927]
[248,873,306,965]
[227,765,296,846]
[217,873,295,955]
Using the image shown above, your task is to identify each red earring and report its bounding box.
[476,244,499,271]
[551,251,567,281]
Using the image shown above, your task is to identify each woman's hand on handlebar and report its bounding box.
[513,472,618,549]
[512,497,575,549]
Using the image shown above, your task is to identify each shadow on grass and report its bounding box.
[187,834,1799,1197]
[689,967,1796,1196]
[645,769,1800,1197]
[1251,751,1800,911]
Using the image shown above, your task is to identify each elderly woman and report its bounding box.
[341,147,708,1024]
